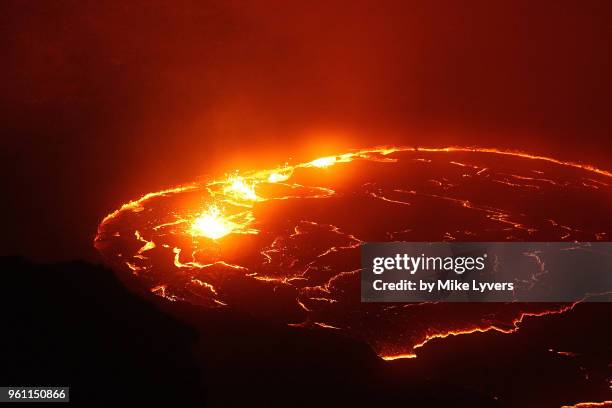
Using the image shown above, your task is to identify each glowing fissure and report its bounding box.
[561,402,612,408]
[381,301,579,360]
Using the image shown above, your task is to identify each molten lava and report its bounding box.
[223,175,259,201]
[95,146,612,363]
[191,205,236,240]
[309,156,337,168]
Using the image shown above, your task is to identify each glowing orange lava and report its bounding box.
[309,156,337,168]
[561,402,612,408]
[223,175,259,201]
[95,145,612,364]
[191,205,236,240]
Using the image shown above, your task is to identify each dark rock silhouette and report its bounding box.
[1,256,609,407]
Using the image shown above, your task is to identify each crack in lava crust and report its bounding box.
[94,146,612,359]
